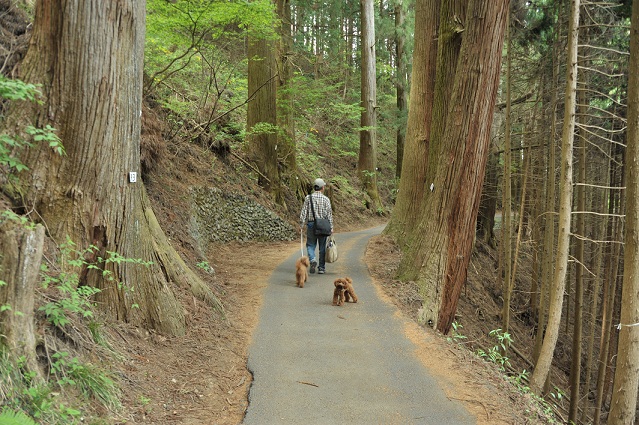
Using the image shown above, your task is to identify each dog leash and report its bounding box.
[300,228,305,257]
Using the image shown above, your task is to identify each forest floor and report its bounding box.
[112,230,552,424]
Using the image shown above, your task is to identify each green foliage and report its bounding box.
[39,237,153,327]
[196,261,214,274]
[0,349,82,424]
[508,368,530,392]
[39,240,100,327]
[446,321,467,343]
[145,0,276,140]
[146,0,276,48]
[288,75,362,154]
[246,122,279,138]
[549,385,566,402]
[506,368,562,424]
[50,352,121,411]
[0,76,64,189]
[0,234,151,423]
[474,336,561,424]
[0,77,39,102]
[0,408,37,425]
[475,328,513,371]
[329,175,358,198]
[24,125,64,156]
[297,151,324,178]
[0,210,36,229]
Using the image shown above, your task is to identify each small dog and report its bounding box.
[333,277,358,306]
[295,256,310,288]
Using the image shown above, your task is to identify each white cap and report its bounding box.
[313,178,326,189]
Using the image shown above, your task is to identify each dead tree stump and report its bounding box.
[0,220,45,381]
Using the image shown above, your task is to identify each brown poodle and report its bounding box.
[295,256,310,288]
[333,277,358,306]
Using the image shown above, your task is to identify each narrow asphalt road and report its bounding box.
[242,226,475,425]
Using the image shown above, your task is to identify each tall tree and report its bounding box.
[8,0,219,336]
[568,19,588,420]
[501,3,513,334]
[275,0,305,199]
[358,0,383,211]
[607,0,639,421]
[530,0,580,394]
[384,0,439,241]
[396,0,508,334]
[247,16,282,203]
[394,0,408,179]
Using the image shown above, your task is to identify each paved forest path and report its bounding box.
[242,226,475,425]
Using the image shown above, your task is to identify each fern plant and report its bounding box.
[0,408,37,425]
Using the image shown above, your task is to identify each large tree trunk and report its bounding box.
[275,0,304,200]
[11,0,219,336]
[276,0,294,169]
[387,0,466,242]
[0,221,45,382]
[358,0,383,212]
[399,0,508,334]
[394,0,407,179]
[384,0,439,241]
[607,1,639,421]
[530,0,580,394]
[248,23,282,204]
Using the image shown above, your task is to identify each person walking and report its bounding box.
[299,178,333,274]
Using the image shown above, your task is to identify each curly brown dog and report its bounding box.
[295,256,310,288]
[333,277,358,306]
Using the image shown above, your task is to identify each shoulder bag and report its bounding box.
[326,235,338,263]
[310,196,332,236]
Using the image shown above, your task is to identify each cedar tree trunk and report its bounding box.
[12,0,219,336]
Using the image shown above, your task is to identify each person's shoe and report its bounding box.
[318,268,325,274]
[310,260,317,274]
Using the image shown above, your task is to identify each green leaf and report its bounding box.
[0,409,37,425]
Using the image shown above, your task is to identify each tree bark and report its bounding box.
[12,0,219,336]
[358,0,383,212]
[530,0,580,394]
[399,0,508,334]
[501,5,513,334]
[568,25,588,420]
[607,0,639,420]
[580,176,606,424]
[385,0,440,241]
[275,0,304,200]
[594,160,623,424]
[528,85,543,320]
[0,221,45,382]
[476,150,497,246]
[276,0,295,171]
[394,0,407,179]
[248,21,282,203]
[533,11,562,371]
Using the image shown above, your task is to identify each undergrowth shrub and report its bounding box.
[0,76,64,193]
[0,217,151,423]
